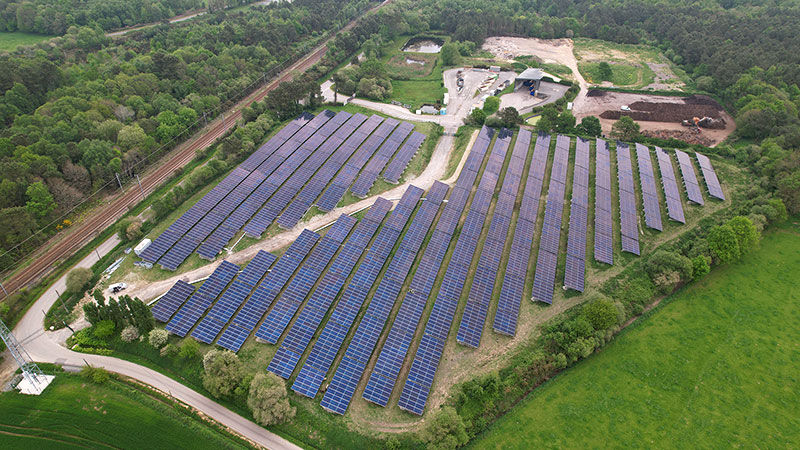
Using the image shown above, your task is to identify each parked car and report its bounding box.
[109,282,127,294]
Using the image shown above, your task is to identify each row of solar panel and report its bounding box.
[616,142,641,255]
[350,122,415,198]
[655,147,686,224]
[594,139,614,265]
[635,143,664,231]
[564,137,591,292]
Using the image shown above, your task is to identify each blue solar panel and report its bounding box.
[165,261,240,337]
[215,229,320,352]
[616,142,640,255]
[151,280,196,323]
[594,139,614,265]
[255,215,356,344]
[320,182,446,415]
[383,132,426,184]
[564,137,590,292]
[635,143,663,231]
[457,128,519,348]
[291,185,422,399]
[531,135,570,304]
[675,149,704,205]
[655,147,686,224]
[350,122,414,198]
[397,129,507,416]
[696,152,725,200]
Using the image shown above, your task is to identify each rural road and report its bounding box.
[9,234,302,450]
[0,0,390,301]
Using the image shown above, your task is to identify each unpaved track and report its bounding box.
[0,0,390,300]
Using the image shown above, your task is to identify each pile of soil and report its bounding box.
[600,94,726,128]
[587,89,606,97]
[641,129,715,147]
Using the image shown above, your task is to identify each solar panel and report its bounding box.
[164,261,240,337]
[316,118,400,211]
[383,131,427,184]
[292,185,422,399]
[696,152,725,200]
[215,229,320,352]
[457,128,519,348]
[564,137,590,292]
[397,128,506,416]
[350,122,415,198]
[531,135,570,304]
[635,144,663,231]
[321,182,447,415]
[594,138,614,265]
[255,215,356,344]
[675,149,704,205]
[617,142,640,255]
[151,280,196,323]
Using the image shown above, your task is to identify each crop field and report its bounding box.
[470,221,800,449]
[0,32,53,51]
[0,373,251,450]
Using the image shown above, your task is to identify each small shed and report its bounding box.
[420,105,439,115]
[134,238,151,257]
[515,67,544,91]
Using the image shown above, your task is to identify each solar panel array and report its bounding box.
[267,199,392,379]
[696,153,725,200]
[316,119,400,211]
[616,142,641,255]
[321,182,448,415]
[152,280,196,323]
[292,186,423,399]
[655,147,686,223]
[216,229,320,352]
[241,111,359,238]
[457,128,517,348]
[397,126,498,416]
[277,115,386,229]
[255,215,357,344]
[594,139,614,265]
[139,113,313,265]
[350,122,415,198]
[675,149,704,205]
[158,111,334,270]
[531,135,570,304]
[635,143,663,231]
[191,251,277,344]
[165,261,240,337]
[362,128,494,409]
[383,132,426,184]
[493,131,549,336]
[564,137,590,292]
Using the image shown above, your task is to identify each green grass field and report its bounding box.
[0,373,251,449]
[578,61,647,86]
[0,32,53,52]
[471,222,800,449]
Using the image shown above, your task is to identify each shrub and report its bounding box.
[420,406,468,450]
[93,320,115,339]
[582,298,618,331]
[120,325,139,343]
[148,329,169,348]
[80,366,111,384]
[203,350,247,399]
[160,343,179,357]
[727,216,760,253]
[691,255,711,280]
[178,338,200,360]
[611,116,640,141]
[66,268,93,294]
[708,224,741,264]
[645,250,693,293]
[467,108,486,125]
[247,372,295,426]
[483,96,500,115]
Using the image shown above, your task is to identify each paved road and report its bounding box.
[0,0,389,301]
[10,235,301,450]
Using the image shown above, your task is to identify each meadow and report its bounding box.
[470,221,800,449]
[0,372,252,449]
[0,32,53,52]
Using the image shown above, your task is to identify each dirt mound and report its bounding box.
[642,129,714,147]
[600,97,726,128]
[587,89,606,97]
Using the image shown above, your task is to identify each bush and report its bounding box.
[467,108,486,125]
[80,366,111,384]
[93,320,115,339]
[421,406,469,450]
[708,224,741,264]
[483,96,500,115]
[148,329,169,348]
[727,216,760,253]
[247,372,295,426]
[178,338,200,360]
[611,116,640,141]
[65,268,93,295]
[582,297,619,331]
[160,343,179,357]
[203,350,247,399]
[691,255,711,280]
[645,250,693,293]
[120,325,139,343]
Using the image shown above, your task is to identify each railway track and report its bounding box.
[0,2,386,299]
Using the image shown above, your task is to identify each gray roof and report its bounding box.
[420,105,439,114]
[516,68,544,81]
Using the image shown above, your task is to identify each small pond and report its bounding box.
[405,57,426,65]
[402,37,443,53]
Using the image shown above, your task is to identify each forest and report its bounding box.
[0,0,206,35]
[0,0,379,270]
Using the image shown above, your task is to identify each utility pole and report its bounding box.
[115,173,124,193]
[54,289,68,313]
[135,174,145,199]
[0,281,7,297]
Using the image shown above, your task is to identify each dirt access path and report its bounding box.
[0,0,391,301]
